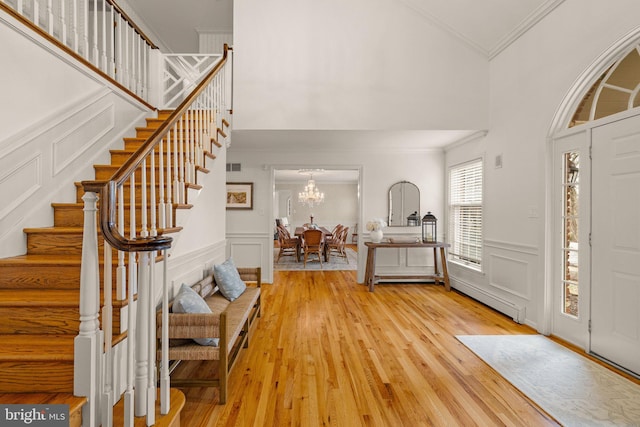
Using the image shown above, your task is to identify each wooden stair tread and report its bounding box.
[0,335,75,360]
[0,392,86,411]
[0,254,83,266]
[0,289,78,306]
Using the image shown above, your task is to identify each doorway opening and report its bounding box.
[272,167,361,272]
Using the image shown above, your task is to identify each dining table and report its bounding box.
[294,226,333,262]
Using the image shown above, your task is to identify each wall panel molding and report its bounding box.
[53,103,115,175]
[484,238,539,255]
[488,253,531,300]
[0,152,41,223]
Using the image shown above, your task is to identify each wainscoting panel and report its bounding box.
[489,254,531,300]
[52,102,114,175]
[226,232,273,282]
[0,153,40,222]
[486,239,537,302]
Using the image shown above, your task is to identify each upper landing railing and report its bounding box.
[1,0,156,103]
[0,0,225,108]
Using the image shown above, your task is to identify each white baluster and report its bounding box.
[178,117,185,204]
[116,14,123,84]
[72,0,78,53]
[92,0,98,64]
[158,136,166,230]
[124,174,136,427]
[166,127,174,229]
[117,186,126,300]
[150,149,157,237]
[108,3,115,78]
[33,1,39,27]
[46,0,52,35]
[141,159,148,238]
[101,0,107,71]
[59,0,66,46]
[102,240,114,427]
[172,122,180,208]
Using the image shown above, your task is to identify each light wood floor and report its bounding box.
[174,271,561,426]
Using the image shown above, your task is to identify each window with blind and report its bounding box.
[448,159,483,270]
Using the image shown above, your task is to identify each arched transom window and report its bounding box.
[570,45,640,127]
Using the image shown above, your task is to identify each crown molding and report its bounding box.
[443,130,488,152]
[395,0,565,60]
[489,0,565,60]
[395,0,488,57]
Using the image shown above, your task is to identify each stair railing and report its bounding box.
[79,44,231,427]
[0,0,157,103]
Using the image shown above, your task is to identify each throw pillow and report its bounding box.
[172,284,219,346]
[213,258,247,302]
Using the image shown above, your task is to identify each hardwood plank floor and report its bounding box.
[174,270,560,426]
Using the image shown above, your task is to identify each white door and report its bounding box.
[591,113,640,375]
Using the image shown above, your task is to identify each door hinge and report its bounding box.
[589,232,592,246]
[588,319,592,333]
[589,145,592,159]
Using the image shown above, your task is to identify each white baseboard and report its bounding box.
[452,276,526,323]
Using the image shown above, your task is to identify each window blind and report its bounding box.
[449,160,483,268]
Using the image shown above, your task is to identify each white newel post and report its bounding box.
[75,191,104,427]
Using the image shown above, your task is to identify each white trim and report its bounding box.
[443,130,488,152]
[484,239,539,256]
[451,276,526,324]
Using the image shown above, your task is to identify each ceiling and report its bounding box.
[127,0,562,57]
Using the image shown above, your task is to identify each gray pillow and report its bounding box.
[172,284,219,346]
[213,258,246,302]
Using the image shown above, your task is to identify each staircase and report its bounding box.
[0,110,221,426]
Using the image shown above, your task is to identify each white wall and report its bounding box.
[276,182,358,238]
[226,144,444,283]
[233,0,488,131]
[445,0,640,332]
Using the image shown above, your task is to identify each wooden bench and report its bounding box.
[156,267,261,403]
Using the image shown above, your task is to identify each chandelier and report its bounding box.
[298,170,325,207]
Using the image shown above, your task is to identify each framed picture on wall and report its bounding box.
[226,182,253,210]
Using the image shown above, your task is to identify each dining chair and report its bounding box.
[302,229,324,267]
[328,226,349,263]
[276,225,300,262]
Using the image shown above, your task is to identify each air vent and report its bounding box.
[226,163,241,172]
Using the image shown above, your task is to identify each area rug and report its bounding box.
[456,334,640,426]
[274,248,358,271]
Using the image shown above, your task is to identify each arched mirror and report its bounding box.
[388,181,420,226]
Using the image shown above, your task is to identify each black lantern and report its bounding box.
[422,212,437,243]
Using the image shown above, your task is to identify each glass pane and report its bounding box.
[563,281,579,317]
[595,87,630,120]
[561,151,579,318]
[563,250,579,282]
[606,51,640,91]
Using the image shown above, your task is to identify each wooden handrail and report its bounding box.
[82,44,230,253]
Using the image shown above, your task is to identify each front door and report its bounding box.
[591,113,640,375]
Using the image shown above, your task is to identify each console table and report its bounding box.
[364,241,451,292]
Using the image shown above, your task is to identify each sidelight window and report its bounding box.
[561,152,580,317]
